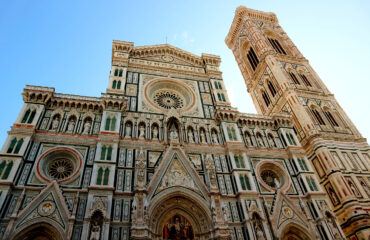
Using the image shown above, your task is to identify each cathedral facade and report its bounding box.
[0,6,368,240]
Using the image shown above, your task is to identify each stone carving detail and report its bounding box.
[158,158,196,192]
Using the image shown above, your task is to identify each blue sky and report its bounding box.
[1,0,370,145]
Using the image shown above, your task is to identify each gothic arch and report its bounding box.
[148,189,212,240]
[280,222,314,240]
[11,221,65,240]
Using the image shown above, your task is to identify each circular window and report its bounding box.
[153,90,184,109]
[144,78,195,112]
[257,162,289,190]
[47,158,74,180]
[36,147,82,183]
[261,170,280,188]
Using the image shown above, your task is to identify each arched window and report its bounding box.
[244,175,251,190]
[96,167,103,185]
[0,161,6,176]
[221,93,226,102]
[262,91,271,106]
[227,127,233,140]
[110,117,116,131]
[247,47,259,71]
[100,146,106,160]
[103,168,110,185]
[7,138,17,153]
[234,155,240,168]
[214,82,219,89]
[217,93,221,101]
[267,81,277,97]
[14,138,23,154]
[268,38,286,55]
[107,146,112,160]
[231,127,237,141]
[288,72,300,85]
[299,74,312,87]
[2,161,13,179]
[239,175,247,190]
[105,117,111,131]
[117,80,121,90]
[119,69,123,77]
[288,133,296,145]
[112,80,117,89]
[114,69,118,76]
[324,111,339,127]
[21,109,30,123]
[311,108,326,125]
[218,82,223,89]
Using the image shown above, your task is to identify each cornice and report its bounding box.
[225,6,278,50]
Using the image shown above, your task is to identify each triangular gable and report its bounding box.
[147,146,209,201]
[14,181,71,232]
[271,191,309,232]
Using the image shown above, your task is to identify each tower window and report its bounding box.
[104,116,116,131]
[112,80,117,89]
[288,72,301,85]
[267,80,277,97]
[268,38,286,55]
[221,93,226,102]
[119,69,123,77]
[114,69,118,76]
[7,138,23,154]
[21,109,36,124]
[311,109,326,125]
[299,74,312,87]
[324,111,339,127]
[262,91,271,106]
[239,174,251,190]
[247,47,259,71]
[117,80,121,90]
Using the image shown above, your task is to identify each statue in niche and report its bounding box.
[83,119,92,134]
[212,131,219,144]
[252,213,264,240]
[256,134,264,147]
[90,223,101,240]
[188,129,194,143]
[66,118,76,133]
[139,125,145,139]
[359,179,370,197]
[51,115,60,130]
[152,125,159,140]
[170,125,179,140]
[328,187,339,205]
[267,135,276,147]
[125,123,132,138]
[200,130,206,144]
[348,179,361,197]
[245,133,252,146]
[90,210,103,240]
[222,207,228,222]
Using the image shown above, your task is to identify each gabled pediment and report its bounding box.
[14,181,71,233]
[270,191,309,232]
[147,146,209,201]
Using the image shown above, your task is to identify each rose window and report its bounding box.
[48,158,74,180]
[261,170,280,188]
[153,91,184,109]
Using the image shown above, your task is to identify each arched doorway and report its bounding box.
[281,224,313,240]
[13,222,63,240]
[148,192,212,240]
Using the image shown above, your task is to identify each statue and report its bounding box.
[83,120,91,134]
[125,123,131,138]
[188,129,194,143]
[66,119,75,133]
[170,125,179,140]
[90,222,101,240]
[200,130,206,144]
[257,135,264,147]
[212,132,219,144]
[51,116,60,130]
[267,135,275,147]
[256,225,264,240]
[139,125,145,139]
[152,126,158,140]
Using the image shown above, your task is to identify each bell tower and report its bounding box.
[226,6,370,239]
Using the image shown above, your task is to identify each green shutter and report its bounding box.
[217,93,221,101]
[290,133,297,145]
[239,175,246,190]
[240,156,245,168]
[0,161,6,176]
[221,93,226,102]
[298,159,304,171]
[14,139,23,154]
[311,177,318,191]
[117,80,121,89]
[27,110,36,124]
[21,109,30,123]
[245,175,251,190]
[286,133,293,145]
[107,146,112,160]
[96,168,103,185]
[234,155,240,168]
[100,146,106,160]
[2,161,13,179]
[302,159,308,171]
[306,176,313,191]
[103,168,110,185]
[231,128,237,141]
[114,69,118,76]
[7,138,17,153]
[227,128,232,140]
[105,117,111,131]
[219,82,223,90]
[110,117,116,131]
